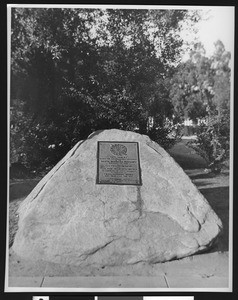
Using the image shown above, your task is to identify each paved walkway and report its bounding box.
[8,251,230,290]
[7,239,230,291]
[8,274,229,290]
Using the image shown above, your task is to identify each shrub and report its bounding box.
[187,112,230,174]
[10,106,181,177]
[148,120,184,150]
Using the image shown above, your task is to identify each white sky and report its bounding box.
[183,6,234,57]
[198,7,234,55]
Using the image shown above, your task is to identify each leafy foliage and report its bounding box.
[148,120,184,150]
[170,41,231,173]
[169,43,215,121]
[187,112,230,173]
[11,8,198,174]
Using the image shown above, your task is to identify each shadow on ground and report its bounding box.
[189,173,217,180]
[168,141,207,170]
[10,179,40,202]
[199,186,229,252]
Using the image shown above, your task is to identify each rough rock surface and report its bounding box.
[12,129,222,267]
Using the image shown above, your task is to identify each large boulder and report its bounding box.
[12,129,222,267]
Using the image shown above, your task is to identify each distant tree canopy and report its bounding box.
[169,40,231,173]
[169,40,231,122]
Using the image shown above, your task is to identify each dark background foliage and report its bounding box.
[10,8,231,177]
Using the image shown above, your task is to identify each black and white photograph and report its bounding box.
[5,4,234,292]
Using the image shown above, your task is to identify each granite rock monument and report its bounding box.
[12,129,222,268]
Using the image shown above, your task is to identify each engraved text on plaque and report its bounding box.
[97,141,142,185]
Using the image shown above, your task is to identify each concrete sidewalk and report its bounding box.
[8,274,229,289]
[7,246,230,291]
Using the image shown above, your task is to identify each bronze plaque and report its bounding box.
[97,141,142,185]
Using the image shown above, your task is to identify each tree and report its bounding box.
[169,42,215,122]
[10,7,200,173]
[211,40,231,118]
[169,40,231,173]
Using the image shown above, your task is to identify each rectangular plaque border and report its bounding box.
[96,141,142,186]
